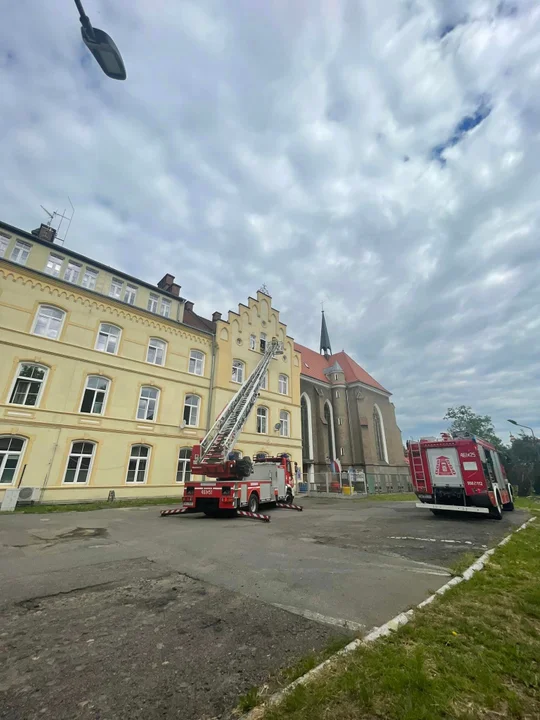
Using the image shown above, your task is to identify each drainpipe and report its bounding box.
[39,427,62,502]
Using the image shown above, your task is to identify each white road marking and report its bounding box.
[389,536,487,548]
[271,603,365,633]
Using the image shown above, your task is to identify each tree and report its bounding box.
[443,405,504,451]
[505,432,540,496]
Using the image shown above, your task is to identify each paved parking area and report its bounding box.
[0,498,526,719]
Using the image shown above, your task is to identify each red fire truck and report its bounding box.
[408,432,514,519]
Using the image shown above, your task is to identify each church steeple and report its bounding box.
[320,310,332,359]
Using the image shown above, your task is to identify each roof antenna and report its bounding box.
[35,198,75,246]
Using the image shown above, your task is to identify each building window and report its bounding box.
[0,237,9,257]
[63,441,96,484]
[249,334,256,350]
[232,359,245,384]
[9,364,48,407]
[126,445,151,483]
[338,417,343,426]
[183,394,200,427]
[260,332,267,353]
[300,393,313,461]
[80,376,109,414]
[278,374,288,395]
[256,406,268,434]
[137,386,159,421]
[64,261,81,284]
[335,391,340,398]
[95,323,121,354]
[10,240,31,265]
[32,305,65,339]
[0,436,26,485]
[147,338,167,366]
[45,253,64,277]
[176,448,192,483]
[340,447,344,456]
[160,298,171,318]
[188,350,205,376]
[147,293,159,313]
[279,410,290,437]
[81,268,98,290]
[124,284,137,305]
[334,374,339,381]
[109,278,123,299]
[373,405,389,463]
[260,370,268,390]
[324,401,336,461]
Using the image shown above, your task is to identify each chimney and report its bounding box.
[212,311,222,322]
[184,301,194,312]
[157,273,180,296]
[31,224,57,243]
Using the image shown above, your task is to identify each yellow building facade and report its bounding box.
[0,221,301,504]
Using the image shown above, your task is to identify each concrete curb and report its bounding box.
[241,515,537,720]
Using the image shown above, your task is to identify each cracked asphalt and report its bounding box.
[0,497,525,719]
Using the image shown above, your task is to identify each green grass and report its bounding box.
[7,496,183,514]
[256,518,540,720]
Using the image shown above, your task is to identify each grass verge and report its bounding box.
[8,496,183,514]
[258,517,540,720]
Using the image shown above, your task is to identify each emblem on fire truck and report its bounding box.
[435,455,456,476]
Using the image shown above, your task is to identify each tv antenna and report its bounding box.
[38,197,75,246]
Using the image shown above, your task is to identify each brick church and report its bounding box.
[295,312,410,493]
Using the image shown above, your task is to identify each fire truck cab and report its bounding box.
[408,432,514,519]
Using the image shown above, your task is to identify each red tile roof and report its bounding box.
[294,343,389,394]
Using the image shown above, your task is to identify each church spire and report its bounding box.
[320,310,332,359]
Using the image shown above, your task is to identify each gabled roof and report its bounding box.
[294,343,390,394]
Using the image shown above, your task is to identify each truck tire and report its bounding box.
[489,492,503,520]
[285,490,294,505]
[430,509,445,516]
[248,493,260,513]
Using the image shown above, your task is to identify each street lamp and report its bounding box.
[74,0,126,80]
[507,419,537,440]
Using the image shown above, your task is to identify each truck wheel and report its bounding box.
[248,493,260,513]
[489,492,503,520]
[285,491,294,505]
[430,509,444,516]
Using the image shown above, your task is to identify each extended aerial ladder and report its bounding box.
[161,337,303,521]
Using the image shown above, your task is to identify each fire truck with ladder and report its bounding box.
[161,338,299,522]
[407,432,514,519]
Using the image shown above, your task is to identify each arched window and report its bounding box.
[126,445,151,483]
[176,448,192,483]
[0,436,27,485]
[324,400,336,461]
[137,386,160,421]
[188,349,205,375]
[183,394,200,427]
[278,374,289,395]
[9,363,49,407]
[80,376,110,415]
[300,393,313,461]
[63,441,96,484]
[147,338,167,366]
[32,305,65,340]
[232,359,245,383]
[279,410,290,437]
[256,406,268,434]
[95,323,121,354]
[373,404,389,463]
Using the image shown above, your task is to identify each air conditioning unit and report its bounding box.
[17,487,41,504]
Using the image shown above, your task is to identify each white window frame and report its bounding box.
[183,394,200,427]
[148,293,159,313]
[260,370,268,390]
[279,410,290,437]
[146,337,167,366]
[0,436,27,485]
[10,240,31,265]
[32,305,66,340]
[176,448,192,483]
[125,445,151,484]
[64,260,81,284]
[260,332,267,353]
[232,359,245,384]
[80,375,110,415]
[256,406,268,434]
[160,298,171,318]
[188,350,205,376]
[109,278,123,299]
[249,334,256,350]
[0,236,9,257]
[373,404,389,464]
[95,323,121,354]
[45,253,64,277]
[136,386,160,422]
[278,374,289,395]
[62,441,96,485]
[124,284,137,305]
[8,363,49,407]
[81,267,98,290]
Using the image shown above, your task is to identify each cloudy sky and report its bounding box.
[2,0,540,442]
